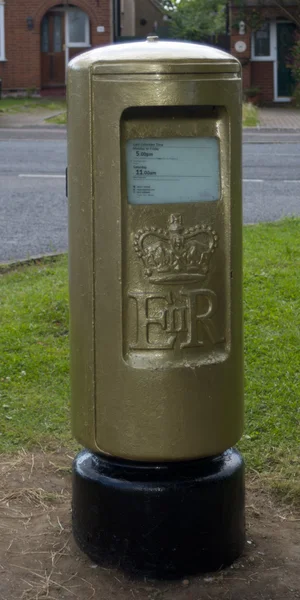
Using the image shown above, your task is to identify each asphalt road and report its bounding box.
[0,128,300,263]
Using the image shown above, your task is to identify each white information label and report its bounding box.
[126,137,220,205]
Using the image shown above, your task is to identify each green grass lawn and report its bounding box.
[243,102,259,127]
[46,111,68,125]
[0,256,71,450]
[0,219,299,502]
[0,97,66,113]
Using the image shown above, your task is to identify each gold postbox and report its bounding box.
[68,38,243,462]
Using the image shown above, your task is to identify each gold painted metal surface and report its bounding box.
[82,39,240,74]
[68,40,243,461]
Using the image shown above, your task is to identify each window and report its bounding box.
[67,8,90,47]
[254,23,270,56]
[53,14,63,52]
[252,22,271,59]
[0,1,5,61]
[41,16,49,53]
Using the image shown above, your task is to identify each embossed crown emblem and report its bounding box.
[133,213,219,284]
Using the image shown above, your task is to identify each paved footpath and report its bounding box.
[0,109,65,128]
[258,108,300,130]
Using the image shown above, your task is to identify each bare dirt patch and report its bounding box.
[0,451,299,600]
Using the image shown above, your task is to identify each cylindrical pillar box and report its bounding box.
[68,37,244,578]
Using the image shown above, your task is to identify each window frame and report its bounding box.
[251,21,276,62]
[0,1,6,62]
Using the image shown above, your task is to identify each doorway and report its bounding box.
[41,5,90,89]
[276,22,296,100]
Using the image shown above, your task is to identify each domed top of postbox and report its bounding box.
[69,37,240,75]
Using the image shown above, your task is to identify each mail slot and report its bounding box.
[68,37,245,578]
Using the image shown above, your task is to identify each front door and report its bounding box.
[277,22,296,98]
[41,11,65,88]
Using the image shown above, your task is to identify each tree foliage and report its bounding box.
[288,38,300,105]
[290,39,300,81]
[164,0,227,41]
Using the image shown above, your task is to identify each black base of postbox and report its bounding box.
[72,448,245,579]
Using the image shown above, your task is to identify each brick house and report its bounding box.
[230,1,299,103]
[115,0,170,40]
[0,0,170,94]
[0,0,112,93]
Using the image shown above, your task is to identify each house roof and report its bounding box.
[148,0,165,13]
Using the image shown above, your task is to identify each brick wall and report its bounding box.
[251,61,274,102]
[0,0,112,91]
[230,5,299,103]
[231,24,273,101]
[230,31,252,90]
[135,0,165,38]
